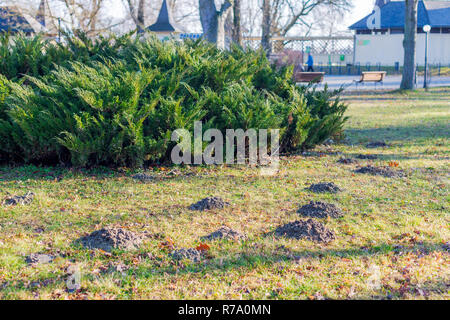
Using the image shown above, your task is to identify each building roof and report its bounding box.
[36,0,46,27]
[349,1,450,30]
[147,0,183,33]
[0,3,59,37]
[0,6,35,33]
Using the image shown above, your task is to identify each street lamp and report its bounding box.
[423,24,431,89]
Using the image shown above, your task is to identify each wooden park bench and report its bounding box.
[355,71,387,88]
[293,72,325,84]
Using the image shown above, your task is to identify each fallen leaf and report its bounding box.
[196,243,210,252]
[389,161,399,168]
[97,249,112,257]
[158,238,175,251]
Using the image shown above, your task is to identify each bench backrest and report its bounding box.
[360,71,386,82]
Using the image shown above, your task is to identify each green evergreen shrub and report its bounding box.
[0,75,15,162]
[4,61,160,166]
[299,85,348,149]
[0,32,348,167]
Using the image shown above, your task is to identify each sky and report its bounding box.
[349,0,377,24]
[104,0,377,25]
[104,0,378,34]
[8,0,377,34]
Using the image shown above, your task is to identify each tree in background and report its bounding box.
[259,0,351,54]
[124,0,146,31]
[261,0,351,38]
[261,0,271,53]
[400,0,419,90]
[9,0,118,36]
[122,0,200,33]
[56,0,113,35]
[198,0,233,49]
[232,0,242,46]
[3,0,351,47]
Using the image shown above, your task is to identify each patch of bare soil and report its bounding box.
[298,201,343,219]
[78,227,143,252]
[200,226,246,241]
[355,165,405,178]
[356,154,378,160]
[275,219,335,243]
[307,182,342,194]
[337,158,358,164]
[170,248,202,262]
[366,141,389,148]
[3,192,34,206]
[443,242,450,252]
[132,173,155,181]
[25,253,55,265]
[189,197,229,211]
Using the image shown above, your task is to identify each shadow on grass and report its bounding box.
[0,165,123,182]
[1,241,446,297]
[345,123,449,146]
[342,87,450,100]
[145,240,448,278]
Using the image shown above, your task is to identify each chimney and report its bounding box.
[36,0,45,26]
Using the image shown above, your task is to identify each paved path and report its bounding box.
[316,75,450,90]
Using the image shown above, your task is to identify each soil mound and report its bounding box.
[132,173,155,181]
[298,201,343,218]
[3,192,34,206]
[78,227,143,252]
[25,253,55,264]
[189,197,229,211]
[307,182,341,194]
[200,226,246,241]
[356,154,378,160]
[355,165,405,178]
[366,141,389,148]
[337,158,358,164]
[275,219,335,243]
[170,248,202,262]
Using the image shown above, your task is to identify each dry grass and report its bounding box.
[0,88,449,300]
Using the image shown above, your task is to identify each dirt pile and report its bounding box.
[170,248,202,262]
[355,165,405,178]
[275,219,335,243]
[337,158,358,164]
[3,192,34,206]
[307,182,341,194]
[132,173,155,181]
[25,253,55,265]
[298,201,343,218]
[189,197,229,211]
[366,141,389,148]
[78,227,143,252]
[201,226,246,241]
[356,154,378,160]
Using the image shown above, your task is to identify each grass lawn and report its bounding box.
[0,88,449,300]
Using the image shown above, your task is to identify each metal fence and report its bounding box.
[243,36,355,66]
[312,62,450,76]
[243,36,450,76]
[243,36,354,54]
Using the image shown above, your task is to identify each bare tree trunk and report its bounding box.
[199,0,232,49]
[137,0,145,31]
[261,0,271,54]
[400,0,418,90]
[126,0,145,31]
[199,0,219,43]
[232,0,242,46]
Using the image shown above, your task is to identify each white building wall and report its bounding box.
[313,54,354,66]
[354,33,450,66]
